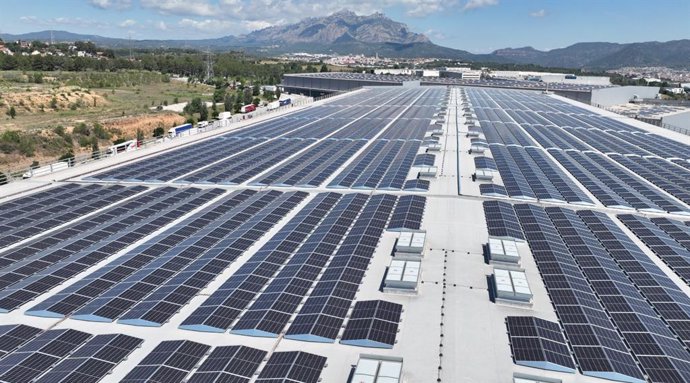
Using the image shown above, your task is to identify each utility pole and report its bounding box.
[205,49,213,82]
[128,33,133,61]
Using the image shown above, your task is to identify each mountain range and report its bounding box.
[2,10,688,70]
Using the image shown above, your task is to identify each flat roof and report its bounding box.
[0,85,689,383]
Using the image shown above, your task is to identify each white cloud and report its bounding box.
[462,0,498,11]
[119,19,137,27]
[89,0,132,10]
[141,0,218,16]
[20,15,109,28]
[156,21,169,31]
[530,9,547,17]
[425,29,447,41]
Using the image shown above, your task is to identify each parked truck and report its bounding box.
[240,104,256,113]
[267,101,280,110]
[217,111,232,120]
[168,123,196,138]
[106,139,139,156]
[279,98,292,107]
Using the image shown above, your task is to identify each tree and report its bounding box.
[252,84,260,97]
[199,106,209,122]
[91,138,100,159]
[136,128,144,142]
[275,88,282,100]
[153,122,165,138]
[243,88,253,105]
[211,103,219,119]
[224,94,234,112]
[213,87,226,103]
[252,97,260,107]
[320,64,329,72]
[7,106,16,119]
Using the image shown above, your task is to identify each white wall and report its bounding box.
[662,110,690,130]
[590,86,660,107]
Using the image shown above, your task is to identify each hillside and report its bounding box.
[2,11,689,69]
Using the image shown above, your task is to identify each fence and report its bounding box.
[0,96,315,185]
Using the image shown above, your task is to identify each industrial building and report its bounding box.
[1,82,690,383]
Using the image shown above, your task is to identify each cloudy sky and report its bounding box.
[2,0,688,53]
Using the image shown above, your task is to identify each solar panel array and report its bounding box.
[466,87,690,213]
[485,202,690,382]
[85,87,446,191]
[6,83,690,382]
[0,326,142,383]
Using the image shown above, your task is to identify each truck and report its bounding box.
[241,104,256,113]
[106,139,139,156]
[22,161,70,179]
[267,101,280,111]
[279,98,292,107]
[217,111,232,120]
[168,123,196,138]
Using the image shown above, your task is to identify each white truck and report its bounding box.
[217,111,232,120]
[267,101,280,111]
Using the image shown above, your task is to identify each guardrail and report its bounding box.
[660,122,690,136]
[0,97,315,185]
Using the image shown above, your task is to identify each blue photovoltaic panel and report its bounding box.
[506,316,575,373]
[0,187,224,313]
[121,340,210,383]
[230,193,369,338]
[0,185,148,248]
[387,195,426,232]
[25,189,257,318]
[187,345,266,383]
[180,192,344,332]
[35,333,143,383]
[0,325,42,358]
[0,329,92,383]
[482,201,524,241]
[480,183,508,197]
[512,204,645,383]
[340,300,403,348]
[255,351,327,383]
[545,207,690,382]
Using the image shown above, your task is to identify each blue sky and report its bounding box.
[2,0,689,53]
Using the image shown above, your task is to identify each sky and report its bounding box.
[1,0,689,53]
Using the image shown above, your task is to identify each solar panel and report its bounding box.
[0,185,148,248]
[35,334,143,383]
[479,183,508,197]
[0,329,92,383]
[545,207,690,382]
[285,195,396,343]
[505,316,575,373]
[0,188,223,313]
[340,300,403,348]
[187,345,266,383]
[483,201,524,241]
[512,204,645,382]
[181,192,344,332]
[388,195,426,231]
[121,340,210,383]
[230,193,369,337]
[255,351,327,383]
[26,189,257,318]
[0,325,42,358]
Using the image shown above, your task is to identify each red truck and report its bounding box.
[240,104,256,113]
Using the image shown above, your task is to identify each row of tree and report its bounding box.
[0,49,322,83]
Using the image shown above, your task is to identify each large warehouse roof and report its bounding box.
[1,85,690,383]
